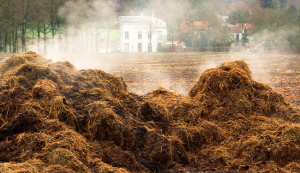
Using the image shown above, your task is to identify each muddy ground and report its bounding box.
[1,52,299,106]
[40,53,300,107]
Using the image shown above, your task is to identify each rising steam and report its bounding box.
[28,0,298,95]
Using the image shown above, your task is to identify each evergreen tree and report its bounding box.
[260,0,274,8]
[242,31,248,46]
[236,34,240,46]
[228,10,249,25]
[228,10,238,25]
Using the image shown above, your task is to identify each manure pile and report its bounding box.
[1,52,300,172]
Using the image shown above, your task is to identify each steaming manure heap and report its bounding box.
[1,51,300,172]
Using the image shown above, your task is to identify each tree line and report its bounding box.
[0,0,118,54]
[169,0,300,51]
[0,0,68,53]
[0,0,300,53]
[226,0,300,48]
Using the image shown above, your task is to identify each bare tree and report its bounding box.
[265,6,286,47]
[219,24,230,52]
[179,0,206,52]
[251,4,265,33]
[168,19,180,52]
[17,0,44,52]
[0,0,5,52]
[95,0,118,53]
[0,1,17,53]
[44,0,68,52]
[59,0,115,53]
[144,16,157,52]
[197,2,219,51]
[145,0,182,52]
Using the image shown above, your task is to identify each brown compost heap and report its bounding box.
[1,51,300,172]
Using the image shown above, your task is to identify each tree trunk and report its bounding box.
[106,28,109,53]
[86,27,88,52]
[171,32,174,52]
[11,31,15,53]
[22,25,26,52]
[65,29,68,53]
[150,33,152,52]
[208,38,210,51]
[12,31,16,53]
[37,23,40,52]
[78,30,81,53]
[4,33,7,53]
[207,28,210,52]
[91,29,93,53]
[43,23,47,53]
[192,39,194,52]
[9,33,11,53]
[76,33,78,53]
[191,22,194,52]
[58,28,61,53]
[0,31,2,53]
[52,34,54,52]
[31,30,34,51]
[73,31,76,53]
[74,35,76,53]
[94,27,97,53]
[52,24,55,51]
[15,30,18,53]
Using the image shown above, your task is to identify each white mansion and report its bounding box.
[119,16,167,52]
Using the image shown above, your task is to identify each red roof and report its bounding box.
[235,23,255,30]
[180,21,209,31]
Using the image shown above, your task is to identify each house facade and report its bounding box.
[228,23,255,40]
[119,16,167,52]
[229,27,242,40]
[234,23,255,34]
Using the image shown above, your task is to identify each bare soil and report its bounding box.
[44,53,300,107]
[0,53,13,63]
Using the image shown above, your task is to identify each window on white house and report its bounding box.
[157,31,162,39]
[125,31,129,39]
[138,43,142,52]
[148,32,150,39]
[138,31,142,39]
[124,43,129,52]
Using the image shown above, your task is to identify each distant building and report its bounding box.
[166,41,186,48]
[180,21,209,32]
[228,23,255,41]
[119,16,167,52]
[234,23,255,35]
[229,27,243,40]
[180,21,209,39]
[166,41,186,52]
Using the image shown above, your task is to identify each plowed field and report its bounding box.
[46,53,300,107]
